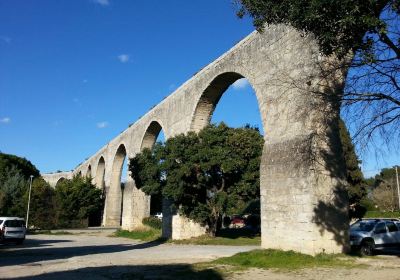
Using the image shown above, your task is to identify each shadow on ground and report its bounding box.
[0,238,165,266]
[8,264,223,280]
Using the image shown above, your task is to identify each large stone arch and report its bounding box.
[104,144,127,227]
[191,72,251,132]
[134,120,166,222]
[140,120,164,151]
[187,59,348,253]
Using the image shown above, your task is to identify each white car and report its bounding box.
[0,217,26,244]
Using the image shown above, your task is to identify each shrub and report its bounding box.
[142,216,162,229]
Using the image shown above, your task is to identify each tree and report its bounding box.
[235,0,400,149]
[369,166,400,211]
[0,152,40,181]
[130,123,264,236]
[25,178,56,229]
[0,166,28,217]
[55,175,103,228]
[339,119,368,218]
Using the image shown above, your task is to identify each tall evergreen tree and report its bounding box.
[339,119,368,218]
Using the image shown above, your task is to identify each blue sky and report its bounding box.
[0,0,397,177]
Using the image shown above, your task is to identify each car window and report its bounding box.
[374,222,387,234]
[351,221,376,232]
[4,220,25,227]
[387,222,398,232]
[0,220,3,226]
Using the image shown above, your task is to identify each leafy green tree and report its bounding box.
[0,152,40,217]
[25,178,56,229]
[130,123,264,236]
[236,0,400,149]
[0,166,28,217]
[55,175,103,228]
[0,152,40,182]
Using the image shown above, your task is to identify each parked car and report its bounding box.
[230,215,245,228]
[0,217,26,245]
[349,218,400,256]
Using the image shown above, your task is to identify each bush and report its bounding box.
[142,216,162,229]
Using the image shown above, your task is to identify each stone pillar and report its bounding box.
[260,132,349,255]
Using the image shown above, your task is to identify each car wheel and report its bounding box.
[360,240,375,256]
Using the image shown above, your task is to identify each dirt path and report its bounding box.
[1,230,399,279]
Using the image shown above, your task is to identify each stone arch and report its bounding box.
[86,165,92,178]
[95,156,106,189]
[55,177,66,186]
[190,72,265,132]
[140,120,164,151]
[104,144,127,227]
[138,120,165,218]
[77,170,82,177]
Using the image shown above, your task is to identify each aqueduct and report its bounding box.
[43,24,350,255]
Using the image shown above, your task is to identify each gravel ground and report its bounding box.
[1,230,400,280]
[0,230,256,279]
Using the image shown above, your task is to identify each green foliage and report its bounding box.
[130,123,264,236]
[27,178,56,229]
[114,229,161,242]
[55,175,104,228]
[339,119,368,219]
[0,152,41,217]
[213,249,356,270]
[171,228,260,246]
[364,210,400,218]
[142,216,162,229]
[236,0,389,58]
[0,152,40,181]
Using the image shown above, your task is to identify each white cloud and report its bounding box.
[117,54,130,63]
[0,117,11,124]
[232,78,249,90]
[92,0,109,6]
[97,121,109,128]
[0,36,11,44]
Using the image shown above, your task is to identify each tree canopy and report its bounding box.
[130,123,264,236]
[0,152,40,217]
[55,175,104,228]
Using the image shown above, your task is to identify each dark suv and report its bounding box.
[350,218,400,256]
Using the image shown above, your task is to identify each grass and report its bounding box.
[170,228,260,246]
[212,249,357,270]
[113,227,162,242]
[364,211,400,218]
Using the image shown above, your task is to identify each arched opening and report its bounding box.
[190,71,264,238]
[95,156,106,189]
[78,171,82,177]
[104,144,127,227]
[92,156,106,227]
[140,121,165,217]
[86,165,92,178]
[55,177,66,187]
